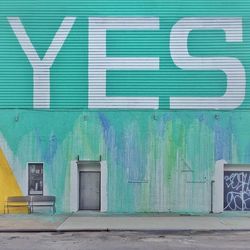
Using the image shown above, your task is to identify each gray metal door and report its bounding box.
[79,171,100,210]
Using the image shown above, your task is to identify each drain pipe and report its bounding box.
[210,180,215,213]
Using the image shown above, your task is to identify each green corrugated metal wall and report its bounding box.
[0,0,249,110]
[1,0,250,214]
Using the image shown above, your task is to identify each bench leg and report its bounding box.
[4,205,8,214]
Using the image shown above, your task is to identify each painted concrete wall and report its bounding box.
[0,110,249,213]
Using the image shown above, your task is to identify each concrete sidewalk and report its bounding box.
[1,212,250,232]
[57,213,250,232]
[0,214,68,231]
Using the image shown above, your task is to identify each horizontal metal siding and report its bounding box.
[0,0,249,110]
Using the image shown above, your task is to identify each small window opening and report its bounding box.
[28,163,43,195]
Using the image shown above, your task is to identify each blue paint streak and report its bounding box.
[158,113,172,137]
[44,135,58,165]
[214,119,232,161]
[98,113,111,145]
[198,113,204,123]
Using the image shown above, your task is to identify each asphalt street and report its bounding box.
[0,231,250,250]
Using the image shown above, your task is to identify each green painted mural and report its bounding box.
[1,0,250,213]
[0,110,249,213]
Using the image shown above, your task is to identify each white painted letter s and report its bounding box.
[170,18,245,110]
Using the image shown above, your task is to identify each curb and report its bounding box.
[0,228,250,233]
